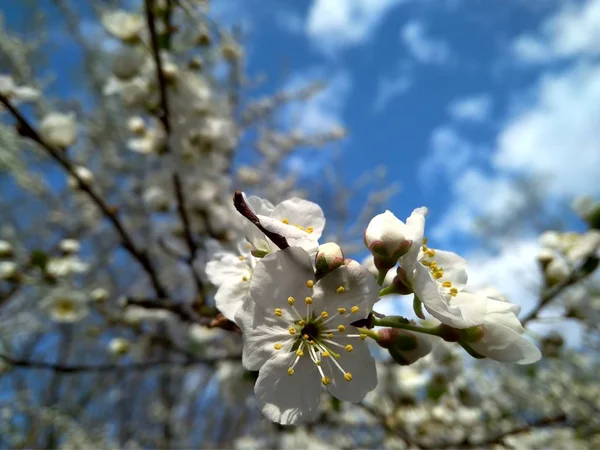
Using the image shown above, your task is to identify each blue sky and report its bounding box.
[211,0,600,337]
[4,0,599,341]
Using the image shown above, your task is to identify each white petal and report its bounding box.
[255,351,321,424]
[271,198,326,240]
[322,332,377,402]
[401,207,428,273]
[234,299,292,371]
[246,195,274,216]
[249,247,314,311]
[469,323,541,364]
[205,252,251,286]
[215,280,250,322]
[427,250,468,291]
[256,215,319,254]
[312,261,379,320]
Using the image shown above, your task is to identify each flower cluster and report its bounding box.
[206,194,542,424]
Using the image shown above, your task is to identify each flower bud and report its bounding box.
[67,166,94,189]
[59,239,80,255]
[91,288,109,303]
[379,327,432,366]
[127,116,146,135]
[364,211,412,272]
[544,258,570,286]
[108,338,130,357]
[0,261,19,282]
[315,242,344,279]
[536,248,554,269]
[0,240,13,259]
[40,112,77,149]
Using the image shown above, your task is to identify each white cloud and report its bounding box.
[283,69,352,134]
[371,73,413,113]
[401,20,451,64]
[306,0,406,54]
[495,63,600,199]
[513,0,600,63]
[431,169,528,242]
[447,94,493,122]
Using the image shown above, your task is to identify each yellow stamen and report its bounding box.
[360,333,367,340]
[426,249,436,257]
[296,349,304,356]
[297,320,306,326]
[288,368,294,375]
[344,373,353,382]
[423,237,428,245]
[274,343,283,350]
[442,281,452,288]
[345,344,353,352]
[238,255,245,260]
[351,306,360,314]
[306,280,314,288]
[337,325,346,332]
[321,376,331,386]
[287,296,295,306]
[274,308,282,317]
[242,276,248,282]
[305,296,313,305]
[321,311,329,319]
[322,351,330,358]
[288,327,296,335]
[336,286,345,294]
[422,260,431,267]
[303,334,309,340]
[327,333,334,338]
[306,227,314,234]
[337,307,346,314]
[450,288,458,297]
[281,218,289,224]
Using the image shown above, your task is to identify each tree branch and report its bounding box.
[0,93,168,299]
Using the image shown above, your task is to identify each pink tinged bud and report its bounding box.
[377,328,419,351]
[365,211,413,262]
[315,242,345,279]
[392,267,413,295]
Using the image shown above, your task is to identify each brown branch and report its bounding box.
[233,191,289,250]
[522,255,598,325]
[0,353,240,373]
[0,93,168,299]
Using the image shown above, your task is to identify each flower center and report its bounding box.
[300,322,320,341]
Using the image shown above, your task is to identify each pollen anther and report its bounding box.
[338,307,346,314]
[288,368,294,375]
[321,376,331,386]
[345,344,353,352]
[288,327,296,335]
[442,281,452,288]
[344,372,353,382]
[306,280,314,288]
[274,308,282,316]
[350,306,360,314]
[450,288,458,297]
[336,286,345,294]
[281,218,289,224]
[321,311,329,319]
[274,343,283,350]
[337,325,346,332]
[305,296,313,305]
[360,333,367,340]
[287,296,295,306]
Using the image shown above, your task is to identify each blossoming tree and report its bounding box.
[0,1,599,448]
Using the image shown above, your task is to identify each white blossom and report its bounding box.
[0,240,13,258]
[243,195,325,256]
[235,247,379,424]
[364,210,412,261]
[463,290,541,364]
[59,239,81,254]
[39,112,77,149]
[0,261,18,280]
[0,75,39,104]
[108,337,131,356]
[40,288,89,323]
[101,10,144,41]
[143,187,170,212]
[67,166,94,189]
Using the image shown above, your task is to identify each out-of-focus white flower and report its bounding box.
[108,337,130,356]
[206,243,256,322]
[122,305,173,325]
[46,255,89,277]
[127,116,146,135]
[0,261,18,281]
[143,187,170,212]
[188,325,222,346]
[40,289,89,323]
[0,240,13,258]
[0,75,39,104]
[236,166,261,185]
[196,116,238,153]
[215,360,253,405]
[40,112,77,149]
[461,290,541,364]
[101,10,143,41]
[111,46,146,80]
[67,166,94,189]
[90,288,109,302]
[127,122,166,154]
[566,230,600,264]
[104,77,150,107]
[545,258,570,285]
[235,247,379,424]
[59,239,81,255]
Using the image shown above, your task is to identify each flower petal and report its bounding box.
[270,198,326,240]
[255,350,322,424]
[401,207,428,273]
[235,298,293,371]
[321,331,378,403]
[469,322,541,364]
[215,279,250,322]
[313,261,379,321]
[206,252,251,286]
[427,250,468,291]
[249,247,314,311]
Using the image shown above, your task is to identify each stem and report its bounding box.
[378,285,395,297]
[372,317,441,337]
[357,328,379,341]
[376,271,387,286]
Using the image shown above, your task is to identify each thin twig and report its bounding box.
[0,93,168,298]
[233,191,289,250]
